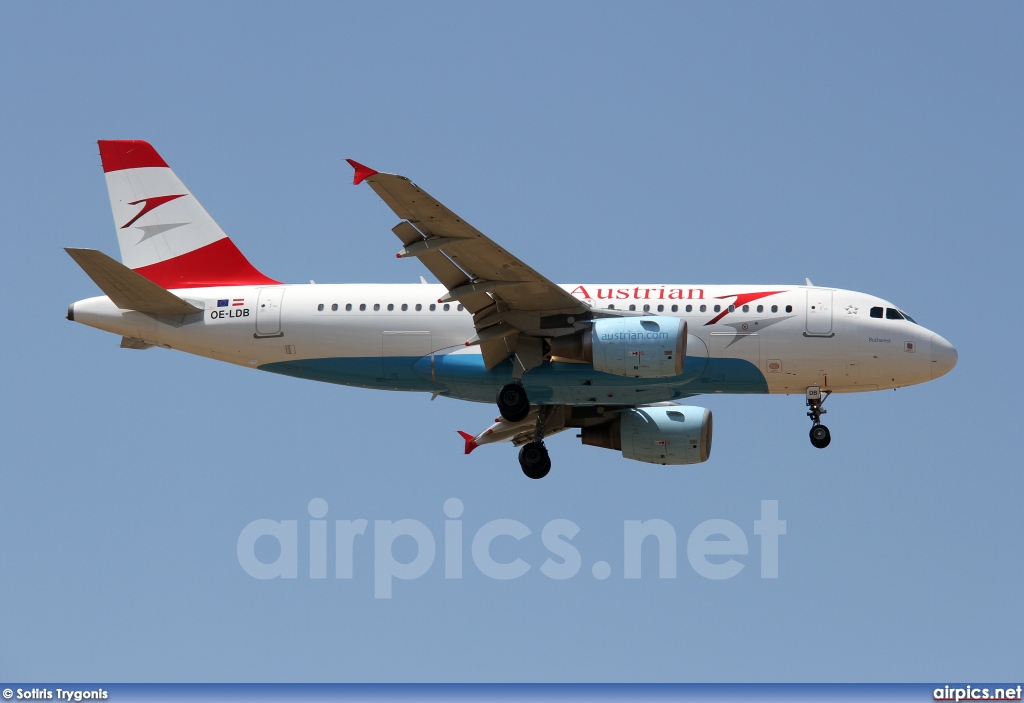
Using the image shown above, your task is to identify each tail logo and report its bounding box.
[121,194,187,229]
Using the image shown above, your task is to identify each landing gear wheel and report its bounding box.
[809,424,831,449]
[497,383,530,423]
[805,387,833,449]
[519,442,551,479]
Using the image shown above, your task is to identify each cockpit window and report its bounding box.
[885,308,904,320]
[898,309,917,324]
[870,306,883,318]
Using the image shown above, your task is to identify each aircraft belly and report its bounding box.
[257,343,769,402]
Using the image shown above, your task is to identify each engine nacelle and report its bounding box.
[581,406,712,465]
[550,316,687,379]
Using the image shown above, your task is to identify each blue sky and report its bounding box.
[1,1,1021,682]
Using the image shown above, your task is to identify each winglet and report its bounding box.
[457,431,479,455]
[346,159,378,185]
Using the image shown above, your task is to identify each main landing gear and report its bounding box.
[806,386,832,449]
[519,442,551,480]
[497,382,530,423]
[517,404,553,479]
[495,382,551,479]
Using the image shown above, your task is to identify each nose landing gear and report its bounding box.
[806,386,832,449]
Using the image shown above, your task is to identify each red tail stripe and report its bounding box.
[132,238,280,289]
[99,140,169,173]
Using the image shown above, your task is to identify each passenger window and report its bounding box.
[756,305,763,312]
[700,305,707,313]
[387,304,394,311]
[870,306,883,318]
[346,303,352,311]
[608,304,615,309]
[429,304,436,311]
[415,303,422,311]
[672,305,679,312]
[743,305,750,312]
[443,303,450,311]
[317,304,324,311]
[628,304,636,311]
[331,304,338,311]
[359,304,366,311]
[714,305,721,312]
[728,305,735,312]
[771,305,778,313]
[401,303,408,311]
[457,304,464,311]
[785,305,793,313]
[373,304,380,311]
[642,304,650,312]
[657,305,664,312]
[685,305,692,312]
[886,308,904,320]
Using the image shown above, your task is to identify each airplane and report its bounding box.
[65,140,958,479]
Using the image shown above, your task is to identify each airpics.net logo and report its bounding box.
[236,499,787,598]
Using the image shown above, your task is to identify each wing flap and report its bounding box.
[462,406,571,450]
[479,337,513,370]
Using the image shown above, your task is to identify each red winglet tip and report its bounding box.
[457,431,479,455]
[346,159,378,185]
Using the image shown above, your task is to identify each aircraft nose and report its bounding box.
[930,333,957,379]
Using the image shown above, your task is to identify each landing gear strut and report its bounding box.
[497,382,530,423]
[518,405,552,479]
[806,386,832,449]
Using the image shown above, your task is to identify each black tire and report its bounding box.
[497,383,530,423]
[519,442,551,479]
[809,424,831,449]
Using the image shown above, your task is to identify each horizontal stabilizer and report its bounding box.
[120,336,155,350]
[65,248,203,316]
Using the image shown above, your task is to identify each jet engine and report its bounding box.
[550,317,686,378]
[580,406,712,465]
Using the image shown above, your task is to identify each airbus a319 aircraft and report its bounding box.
[66,141,957,478]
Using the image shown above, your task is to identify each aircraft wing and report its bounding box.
[348,160,591,369]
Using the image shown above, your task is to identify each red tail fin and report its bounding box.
[100,140,278,289]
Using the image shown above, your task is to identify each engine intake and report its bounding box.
[581,406,712,465]
[550,316,687,378]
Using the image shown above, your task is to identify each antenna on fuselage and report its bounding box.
[805,277,814,287]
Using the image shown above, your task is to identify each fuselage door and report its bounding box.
[255,287,285,338]
[805,289,833,336]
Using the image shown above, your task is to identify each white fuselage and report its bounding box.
[70,282,956,404]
